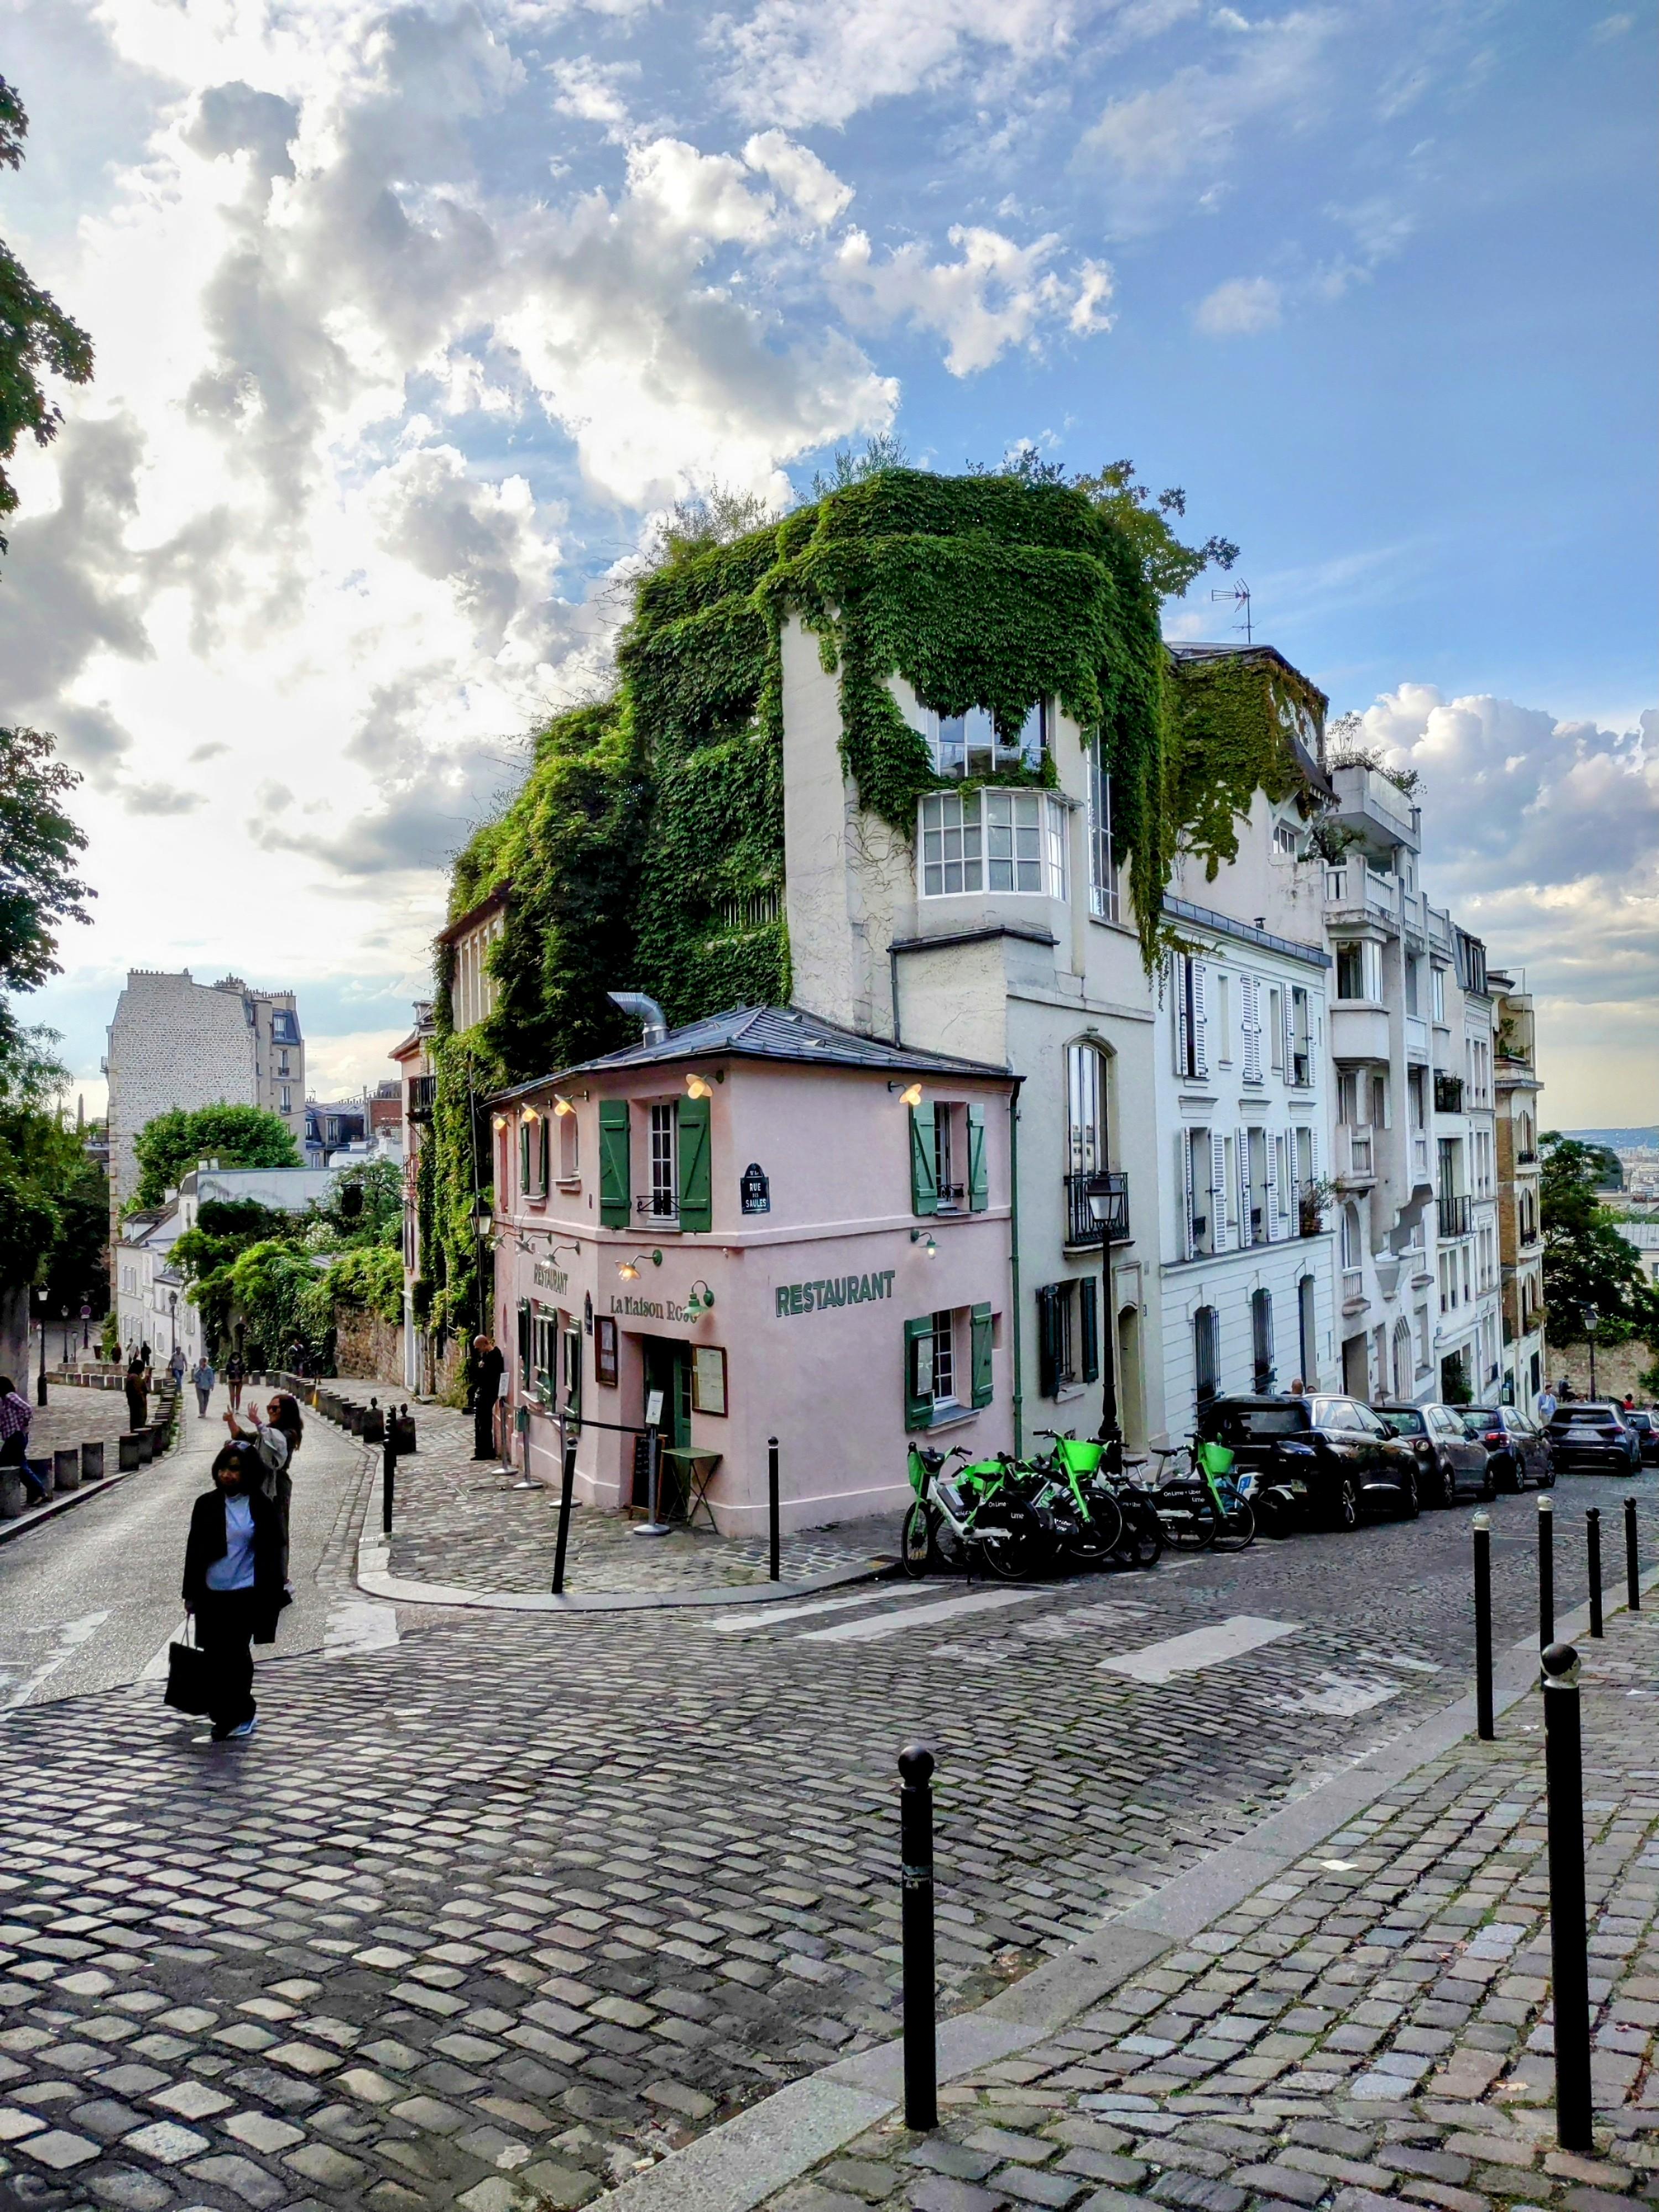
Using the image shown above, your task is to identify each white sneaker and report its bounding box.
[224,1715,258,1739]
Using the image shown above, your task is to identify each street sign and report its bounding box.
[740,1162,770,1214]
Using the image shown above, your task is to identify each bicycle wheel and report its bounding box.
[1114,1493,1165,1568]
[900,1500,933,1579]
[1209,1494,1256,1551]
[1158,1480,1220,1549]
[975,1506,1042,1581]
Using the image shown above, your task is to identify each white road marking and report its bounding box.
[324,1599,399,1655]
[1099,1614,1298,1683]
[141,1621,189,1683]
[1272,1672,1402,1717]
[707,1587,937,1633]
[1,1611,111,1712]
[1356,1648,1441,1672]
[797,1587,1046,1643]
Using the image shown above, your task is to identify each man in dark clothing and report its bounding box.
[124,1355,150,1432]
[182,1443,286,1739]
[471,1333,505,1461]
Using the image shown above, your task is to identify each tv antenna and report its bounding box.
[1210,581,1253,644]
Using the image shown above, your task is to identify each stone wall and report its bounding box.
[333,1308,404,1386]
[1553,1339,1656,1403]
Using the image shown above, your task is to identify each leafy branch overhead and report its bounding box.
[0,76,94,554]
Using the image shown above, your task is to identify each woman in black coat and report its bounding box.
[181,1441,286,1740]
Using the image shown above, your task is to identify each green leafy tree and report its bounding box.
[316,1157,403,1245]
[0,77,95,554]
[132,1104,300,1209]
[0,725,93,1046]
[321,1243,404,1323]
[1541,1133,1659,1345]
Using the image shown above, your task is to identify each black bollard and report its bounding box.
[552,1421,578,1597]
[899,1744,937,2132]
[768,1436,781,1582]
[381,1426,395,1536]
[1588,1510,1603,1639]
[1538,1494,1554,1653]
[1627,1496,1640,1613]
[1541,1641,1593,2151]
[1473,1510,1494,1740]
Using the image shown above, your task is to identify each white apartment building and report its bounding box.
[1492,971,1546,1407]
[1436,926,1504,1407]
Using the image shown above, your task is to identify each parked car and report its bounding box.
[1375,1401,1494,1506]
[1626,1408,1659,1467]
[1194,1394,1421,1530]
[1462,1405,1554,1490]
[1547,1402,1643,1475]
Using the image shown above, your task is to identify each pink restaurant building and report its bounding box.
[487,1003,1019,1534]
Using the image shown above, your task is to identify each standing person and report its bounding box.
[192,1353,217,1417]
[225,1349,245,1415]
[181,1441,285,1740]
[226,1393,301,1583]
[1536,1382,1558,1424]
[0,1378,49,1504]
[138,1338,151,1368]
[168,1343,186,1391]
[470,1334,504,1462]
[124,1353,150,1433]
[1288,1376,1307,1399]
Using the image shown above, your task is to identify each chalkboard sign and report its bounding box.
[740,1162,770,1214]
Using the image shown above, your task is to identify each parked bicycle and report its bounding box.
[1147,1435,1256,1551]
[901,1442,1047,1581]
[1030,1430,1163,1570]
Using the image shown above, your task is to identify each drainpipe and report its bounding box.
[1009,1088,1023,1457]
[608,991,668,1045]
[890,946,902,1045]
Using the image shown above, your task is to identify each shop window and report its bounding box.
[531,1303,559,1408]
[918,789,1067,898]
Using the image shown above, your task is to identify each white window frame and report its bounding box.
[923,702,1047,781]
[1088,744,1120,922]
[930,1309,957,1407]
[918,789,1067,900]
[649,1102,679,1224]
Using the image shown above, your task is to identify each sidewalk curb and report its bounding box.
[587,1553,1659,2212]
[349,1451,900,1614]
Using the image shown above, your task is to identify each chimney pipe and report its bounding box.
[608,990,668,1046]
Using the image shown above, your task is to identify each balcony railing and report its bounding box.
[1438,1193,1473,1238]
[1066,1170,1130,1248]
[1517,1147,1538,1165]
[1290,1050,1312,1088]
[1433,1072,1464,1114]
[406,1076,437,1123]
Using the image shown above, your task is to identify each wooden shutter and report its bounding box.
[971,1304,994,1408]
[909,1104,938,1215]
[1179,1135,1195,1262]
[1283,988,1296,1080]
[1237,1124,1251,1246]
[678,1094,712,1232]
[538,1117,551,1196]
[598,1100,630,1228]
[1265,1131,1280,1241]
[1036,1286,1059,1397]
[516,1297,531,1386]
[1174,956,1191,1075]
[904,1316,935,1430]
[1192,961,1209,1078]
[1241,978,1260,1083]
[967,1104,988,1212]
[1209,1133,1228,1254]
[1079,1278,1099,1385]
[519,1121,531,1196]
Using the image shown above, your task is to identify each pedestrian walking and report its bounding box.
[138,1339,151,1367]
[1537,1383,1558,1423]
[0,1378,49,1504]
[181,1441,285,1741]
[225,1350,245,1414]
[192,1354,216,1417]
[168,1344,186,1390]
[225,1392,302,1586]
[124,1353,150,1433]
[470,1333,505,1462]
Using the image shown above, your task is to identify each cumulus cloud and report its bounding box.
[1193,274,1282,335]
[742,131,854,228]
[832,226,1113,375]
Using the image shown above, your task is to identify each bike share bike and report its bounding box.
[900,1423,1166,1581]
[1144,1434,1256,1550]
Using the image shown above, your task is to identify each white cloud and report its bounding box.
[742,131,854,228]
[1193,274,1281,335]
[831,225,1112,375]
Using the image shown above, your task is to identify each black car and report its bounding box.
[1463,1406,1555,1491]
[1376,1401,1494,1506]
[1196,1395,1421,1530]
[1626,1408,1659,1467]
[1549,1402,1643,1474]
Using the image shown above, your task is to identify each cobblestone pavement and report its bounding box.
[758,1590,1659,2212]
[1,1468,1656,2210]
[323,1384,899,1595]
[28,1386,160,1460]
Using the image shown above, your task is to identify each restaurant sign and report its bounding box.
[774,1270,895,1318]
[533,1261,569,1295]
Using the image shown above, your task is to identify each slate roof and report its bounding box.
[491,1005,1015,1103]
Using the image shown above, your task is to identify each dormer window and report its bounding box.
[923,701,1047,781]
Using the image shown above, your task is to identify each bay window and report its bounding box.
[919,789,1067,899]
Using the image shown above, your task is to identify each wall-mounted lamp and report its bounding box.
[685,1279,715,1317]
[550,1244,582,1265]
[522,1104,541,1125]
[910,1229,937,1258]
[617,1250,663,1281]
[471,1202,495,1241]
[552,1094,575,1118]
[897,1081,924,1109]
[491,1113,508,1131]
[685,1071,714,1101]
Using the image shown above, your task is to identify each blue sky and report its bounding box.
[1,0,1653,1120]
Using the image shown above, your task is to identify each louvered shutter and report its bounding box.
[1174,956,1191,1075]
[678,1095,712,1232]
[909,1105,938,1216]
[1209,1134,1228,1254]
[904,1317,935,1431]
[966,1104,988,1212]
[1079,1279,1099,1385]
[1265,1132,1280,1242]
[519,1121,531,1196]
[1192,961,1209,1079]
[1282,989,1296,1083]
[598,1100,630,1228]
[1237,1125,1251,1246]
[1180,1135,1196,1261]
[971,1305,994,1408]
[1242,978,1261,1083]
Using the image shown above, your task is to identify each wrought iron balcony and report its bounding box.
[1517,1147,1538,1165]
[406,1075,437,1124]
[1437,1192,1473,1238]
[1065,1170,1130,1247]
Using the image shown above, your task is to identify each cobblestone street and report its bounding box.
[2,1459,1656,2211]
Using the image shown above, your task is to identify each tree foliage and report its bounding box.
[132,1104,301,1209]
[1541,1132,1659,1347]
[0,725,92,1037]
[0,77,95,554]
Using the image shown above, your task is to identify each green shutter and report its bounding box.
[967,1104,988,1212]
[1036,1286,1059,1398]
[564,1326,582,1420]
[904,1316,935,1431]
[516,1298,531,1387]
[519,1122,531,1196]
[1080,1277,1099,1385]
[971,1303,994,1409]
[909,1104,937,1215]
[539,1117,551,1196]
[599,1100,630,1228]
[679,1094,712,1232]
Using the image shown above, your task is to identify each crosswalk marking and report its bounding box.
[1099,1614,1297,1683]
[797,1587,1046,1644]
[708,1585,936,1633]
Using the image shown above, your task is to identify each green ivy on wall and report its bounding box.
[1165,649,1329,881]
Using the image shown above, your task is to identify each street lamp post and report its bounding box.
[1085,1175,1122,1468]
[34,1286,49,1406]
[169,1291,178,1361]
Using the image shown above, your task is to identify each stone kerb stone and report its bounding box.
[81,1439,104,1480]
[133,1428,153,1465]
[118,1432,142,1471]
[51,1446,80,1491]
[0,1467,25,1517]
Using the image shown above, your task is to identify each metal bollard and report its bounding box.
[552,1420,578,1597]
[1588,1509,1603,1639]
[1627,1496,1640,1613]
[1538,1494,1554,1653]
[1541,1641,1593,2151]
[381,1427,395,1536]
[768,1436,780,1583]
[1473,1510,1494,1740]
[898,1744,938,2132]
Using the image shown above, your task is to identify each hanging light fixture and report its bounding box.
[910,1228,937,1257]
[552,1094,575,1117]
[617,1250,664,1281]
[684,1279,715,1317]
[522,1104,541,1125]
[491,1113,508,1131]
[898,1081,924,1109]
[685,1071,714,1100]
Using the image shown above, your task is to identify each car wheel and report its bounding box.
[1398,1469,1420,1520]
[1482,1462,1497,1500]
[1436,1456,1458,1509]
[1331,1476,1359,1532]
[1541,1458,1556,1489]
